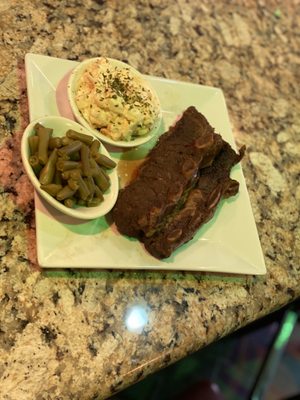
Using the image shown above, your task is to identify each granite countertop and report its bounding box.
[0,1,299,399]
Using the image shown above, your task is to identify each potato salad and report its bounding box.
[74,58,160,141]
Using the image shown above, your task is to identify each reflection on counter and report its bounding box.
[125,305,149,334]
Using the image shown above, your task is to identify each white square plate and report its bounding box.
[25,53,266,274]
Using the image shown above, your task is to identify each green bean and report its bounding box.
[94,185,104,201]
[84,176,96,199]
[56,185,77,201]
[90,168,98,177]
[61,168,81,181]
[61,170,71,180]
[93,161,110,184]
[54,170,62,185]
[93,170,110,192]
[80,144,92,177]
[77,175,90,201]
[77,198,87,206]
[64,198,76,208]
[68,178,79,191]
[48,137,62,149]
[90,139,101,156]
[89,158,101,176]
[94,153,116,169]
[99,167,110,182]
[89,159,110,186]
[92,158,110,181]
[27,124,114,210]
[87,197,103,207]
[40,183,62,197]
[61,136,73,146]
[57,152,70,161]
[28,135,39,155]
[29,154,42,176]
[39,148,58,185]
[66,129,94,146]
[36,123,53,165]
[69,151,81,161]
[70,169,82,180]
[58,140,82,157]
[56,160,80,171]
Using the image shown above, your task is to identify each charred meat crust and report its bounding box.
[113,107,223,237]
[112,106,245,259]
[143,143,245,259]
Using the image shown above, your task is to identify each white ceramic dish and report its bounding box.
[67,57,162,148]
[21,115,119,220]
[24,53,266,274]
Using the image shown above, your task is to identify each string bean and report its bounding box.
[27,123,116,209]
[36,123,53,165]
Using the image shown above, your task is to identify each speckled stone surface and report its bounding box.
[0,0,299,399]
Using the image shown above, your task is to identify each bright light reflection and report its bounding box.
[125,305,148,333]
